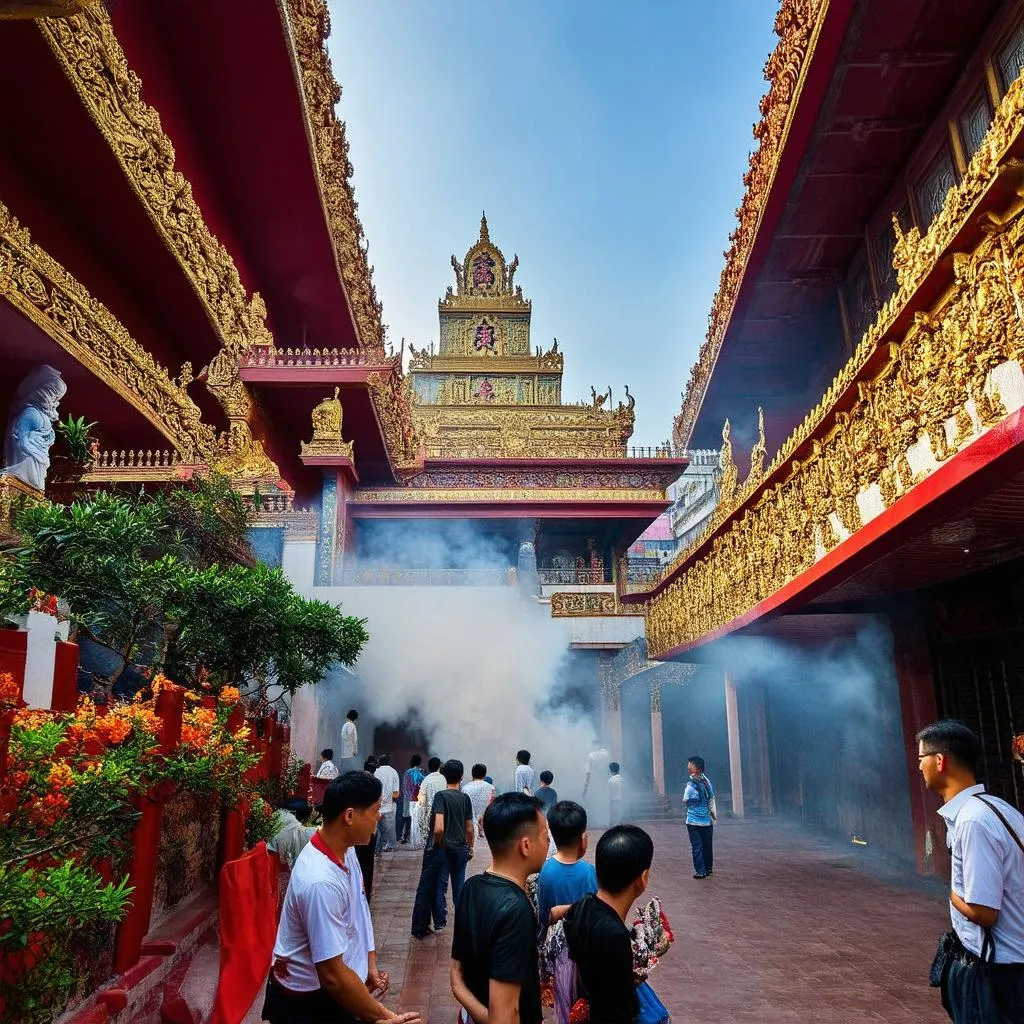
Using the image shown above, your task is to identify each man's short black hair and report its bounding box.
[548,800,587,848]
[378,753,390,766]
[517,749,531,764]
[596,824,654,894]
[539,770,554,785]
[346,709,359,721]
[428,755,442,772]
[483,792,543,856]
[410,753,422,767]
[363,756,378,772]
[321,748,334,760]
[471,762,487,779]
[442,758,465,784]
[917,720,980,772]
[688,755,706,772]
[321,771,382,823]
[282,797,313,824]
[609,761,620,774]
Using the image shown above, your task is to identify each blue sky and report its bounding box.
[327,2,777,447]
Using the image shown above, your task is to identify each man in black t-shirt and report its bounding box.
[450,792,548,1024]
[412,759,474,937]
[564,824,654,1024]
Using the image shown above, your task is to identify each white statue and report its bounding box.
[2,365,67,492]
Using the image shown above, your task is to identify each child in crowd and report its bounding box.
[536,770,558,814]
[608,762,623,825]
[537,802,598,1024]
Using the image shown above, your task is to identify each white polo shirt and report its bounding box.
[939,783,1024,962]
[374,764,401,814]
[272,833,374,991]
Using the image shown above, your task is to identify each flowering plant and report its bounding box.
[245,794,283,848]
[26,588,61,619]
[1013,733,1024,764]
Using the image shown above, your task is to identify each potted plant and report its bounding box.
[46,415,97,503]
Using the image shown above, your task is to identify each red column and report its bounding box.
[112,684,184,974]
[891,610,947,876]
[50,641,80,713]
[219,701,249,865]
[0,629,27,693]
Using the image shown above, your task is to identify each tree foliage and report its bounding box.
[0,479,367,698]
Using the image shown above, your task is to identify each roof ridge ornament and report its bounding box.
[479,210,490,243]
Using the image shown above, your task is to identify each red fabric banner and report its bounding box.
[212,842,280,1024]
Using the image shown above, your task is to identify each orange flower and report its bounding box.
[0,672,20,707]
[218,686,241,706]
[94,716,132,745]
[47,762,74,789]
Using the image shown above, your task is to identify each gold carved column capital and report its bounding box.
[301,387,355,460]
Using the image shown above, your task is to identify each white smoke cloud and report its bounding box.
[327,585,594,796]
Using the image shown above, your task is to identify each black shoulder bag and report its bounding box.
[928,795,1024,987]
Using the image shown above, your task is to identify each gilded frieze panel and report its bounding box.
[645,80,1024,657]
[0,203,215,461]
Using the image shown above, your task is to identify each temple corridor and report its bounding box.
[262,817,953,1023]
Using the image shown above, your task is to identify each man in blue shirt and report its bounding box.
[684,755,714,880]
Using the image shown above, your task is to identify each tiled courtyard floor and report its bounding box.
[366,817,951,1023]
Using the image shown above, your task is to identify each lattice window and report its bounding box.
[959,92,993,161]
[915,151,957,231]
[997,19,1024,92]
[842,250,876,345]
[872,202,911,303]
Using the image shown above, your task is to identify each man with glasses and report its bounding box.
[917,719,1024,1022]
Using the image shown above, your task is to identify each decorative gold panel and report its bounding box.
[280,0,385,350]
[672,0,828,449]
[550,592,618,617]
[301,387,355,460]
[0,202,216,461]
[645,77,1024,657]
[38,8,275,358]
[352,487,666,504]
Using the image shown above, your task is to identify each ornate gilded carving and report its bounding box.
[672,0,828,450]
[0,1,91,17]
[0,202,215,461]
[645,80,1024,657]
[718,420,737,504]
[0,473,42,542]
[366,369,422,472]
[201,352,281,481]
[280,0,385,349]
[301,387,355,460]
[747,407,767,485]
[38,9,275,357]
[550,592,618,617]
[352,487,667,504]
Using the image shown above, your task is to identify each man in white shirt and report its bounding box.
[316,748,340,780]
[918,719,1024,1021]
[268,799,316,869]
[263,771,422,1024]
[374,754,401,852]
[514,749,536,795]
[583,740,610,827]
[340,709,360,772]
[462,762,496,840]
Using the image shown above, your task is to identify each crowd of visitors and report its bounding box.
[262,713,1023,1024]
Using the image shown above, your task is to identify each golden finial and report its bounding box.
[479,210,490,243]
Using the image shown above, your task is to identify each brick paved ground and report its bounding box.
[365,817,951,1024]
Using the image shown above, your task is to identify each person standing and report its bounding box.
[536,771,558,816]
[374,755,401,852]
[563,825,653,1024]
[263,771,422,1024]
[918,719,1024,1022]
[684,755,714,880]
[583,740,610,828]
[514,749,537,795]
[537,801,597,1024]
[339,709,360,773]
[412,760,474,939]
[399,754,425,845]
[356,756,379,898]
[608,763,623,826]
[316,748,340,780]
[463,763,496,840]
[450,793,548,1024]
